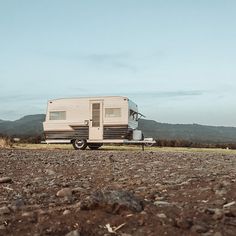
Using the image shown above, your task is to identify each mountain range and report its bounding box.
[0,114,45,136]
[138,119,236,143]
[0,114,236,143]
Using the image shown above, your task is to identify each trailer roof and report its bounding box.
[48,96,130,102]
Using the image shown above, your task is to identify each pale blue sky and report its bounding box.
[0,0,236,126]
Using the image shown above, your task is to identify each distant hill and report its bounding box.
[138,119,236,144]
[0,114,236,143]
[0,114,45,136]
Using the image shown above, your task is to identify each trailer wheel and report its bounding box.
[88,143,103,150]
[72,139,87,150]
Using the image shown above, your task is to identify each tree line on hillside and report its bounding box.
[0,134,42,144]
[1,134,236,149]
[154,139,236,149]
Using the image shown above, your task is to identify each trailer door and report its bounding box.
[89,101,103,140]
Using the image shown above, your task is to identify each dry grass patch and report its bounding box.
[9,143,236,154]
[0,137,13,148]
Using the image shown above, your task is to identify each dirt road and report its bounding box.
[0,148,236,236]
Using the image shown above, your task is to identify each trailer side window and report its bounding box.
[105,108,121,117]
[49,111,66,120]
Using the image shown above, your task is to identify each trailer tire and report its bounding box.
[88,143,103,150]
[72,139,87,150]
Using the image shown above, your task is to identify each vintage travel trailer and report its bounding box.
[43,96,155,150]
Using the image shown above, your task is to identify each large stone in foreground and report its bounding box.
[0,177,12,184]
[80,190,143,213]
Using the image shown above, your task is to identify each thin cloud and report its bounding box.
[156,90,204,97]
[0,94,47,103]
[83,52,137,72]
[125,90,205,98]
[83,52,129,62]
[43,49,167,73]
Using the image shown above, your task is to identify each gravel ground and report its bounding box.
[0,148,236,236]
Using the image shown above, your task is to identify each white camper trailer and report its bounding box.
[43,96,155,150]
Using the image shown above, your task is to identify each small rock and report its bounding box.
[155,183,162,187]
[75,201,82,209]
[65,229,80,236]
[0,177,12,183]
[0,225,6,230]
[22,212,34,217]
[221,180,230,187]
[191,224,208,233]
[72,187,86,193]
[155,195,165,201]
[136,180,143,185]
[138,218,145,226]
[119,177,128,182]
[140,210,147,215]
[45,169,56,175]
[56,188,73,197]
[38,209,47,215]
[202,232,214,236]
[157,213,167,219]
[34,177,43,182]
[136,186,146,191]
[39,193,49,198]
[176,218,192,229]
[215,189,227,196]
[0,206,10,215]
[63,209,71,215]
[11,198,25,211]
[21,212,37,223]
[213,209,224,220]
[224,206,236,217]
[154,201,172,206]
[211,199,227,206]
[214,232,222,236]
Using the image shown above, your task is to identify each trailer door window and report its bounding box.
[92,103,100,127]
[49,111,66,120]
[105,108,121,117]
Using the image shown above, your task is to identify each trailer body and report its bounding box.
[43,96,155,149]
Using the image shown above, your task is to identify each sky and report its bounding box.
[0,0,236,126]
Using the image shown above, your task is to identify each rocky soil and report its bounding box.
[0,148,236,236]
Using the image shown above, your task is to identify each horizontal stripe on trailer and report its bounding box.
[103,126,131,140]
[44,130,88,140]
[70,126,89,131]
